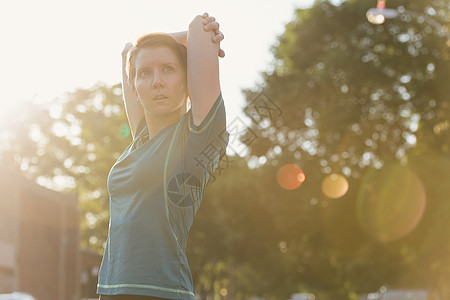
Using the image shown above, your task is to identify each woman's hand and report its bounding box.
[201,12,225,58]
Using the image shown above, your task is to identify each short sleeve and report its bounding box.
[187,92,229,153]
[184,92,229,181]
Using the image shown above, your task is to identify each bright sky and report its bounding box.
[1,0,324,129]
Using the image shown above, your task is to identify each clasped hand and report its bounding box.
[201,12,225,58]
[122,12,225,58]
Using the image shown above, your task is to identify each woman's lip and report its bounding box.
[153,97,167,101]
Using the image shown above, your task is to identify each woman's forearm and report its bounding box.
[168,31,187,47]
[121,48,143,139]
[122,56,138,105]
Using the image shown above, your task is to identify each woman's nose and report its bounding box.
[152,71,162,88]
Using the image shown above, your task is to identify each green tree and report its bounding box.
[242,0,448,169]
[0,82,131,254]
[237,0,449,299]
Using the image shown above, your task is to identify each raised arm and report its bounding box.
[121,42,143,140]
[187,13,223,127]
[121,17,225,139]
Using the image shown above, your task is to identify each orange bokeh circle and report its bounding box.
[277,164,305,190]
[321,173,349,199]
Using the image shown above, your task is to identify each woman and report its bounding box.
[97,13,229,300]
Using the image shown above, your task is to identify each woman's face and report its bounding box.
[133,46,187,118]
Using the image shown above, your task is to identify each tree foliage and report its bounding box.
[235,0,449,298]
[0,82,131,253]
[242,0,449,173]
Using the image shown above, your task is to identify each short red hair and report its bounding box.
[126,33,187,90]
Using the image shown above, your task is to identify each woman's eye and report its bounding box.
[138,71,150,77]
[164,66,174,72]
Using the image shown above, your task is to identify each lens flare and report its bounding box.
[367,12,385,25]
[377,0,386,9]
[277,164,305,190]
[357,162,426,242]
[321,173,349,199]
[119,123,130,138]
[298,172,306,183]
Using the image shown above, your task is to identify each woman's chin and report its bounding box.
[144,102,185,118]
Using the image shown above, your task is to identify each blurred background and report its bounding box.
[0,0,448,299]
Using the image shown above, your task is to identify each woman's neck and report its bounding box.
[144,108,186,139]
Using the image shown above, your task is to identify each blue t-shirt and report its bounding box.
[97,93,229,299]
